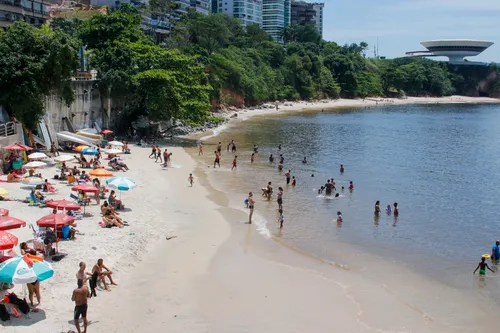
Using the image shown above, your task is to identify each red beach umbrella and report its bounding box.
[0,231,18,250]
[36,214,74,229]
[0,208,8,217]
[46,200,81,211]
[2,142,32,151]
[0,216,26,231]
[72,184,99,193]
[101,129,113,135]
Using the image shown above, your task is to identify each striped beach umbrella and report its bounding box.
[73,145,89,152]
[106,177,136,191]
[0,256,53,284]
[21,177,45,186]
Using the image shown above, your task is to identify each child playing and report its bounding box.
[337,211,343,223]
[278,209,284,228]
[188,173,194,187]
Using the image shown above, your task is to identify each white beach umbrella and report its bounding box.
[28,152,48,160]
[54,155,75,163]
[24,161,47,169]
[108,141,124,147]
[104,148,123,155]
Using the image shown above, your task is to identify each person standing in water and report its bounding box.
[393,202,399,216]
[278,144,282,151]
[227,141,231,152]
[285,170,291,185]
[337,211,343,223]
[231,156,238,170]
[374,201,381,216]
[231,141,237,153]
[278,209,284,228]
[251,153,255,163]
[348,181,354,191]
[214,151,220,168]
[386,205,392,215]
[473,257,494,275]
[340,164,344,173]
[302,157,307,164]
[248,192,255,224]
[198,142,203,155]
[269,154,274,163]
[492,240,500,261]
[279,154,284,164]
[266,181,273,201]
[291,176,296,186]
[277,187,283,210]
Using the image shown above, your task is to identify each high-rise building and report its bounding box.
[217,0,262,26]
[262,0,285,42]
[0,0,55,29]
[175,0,210,15]
[290,0,324,37]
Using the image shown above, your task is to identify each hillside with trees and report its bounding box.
[1,4,499,130]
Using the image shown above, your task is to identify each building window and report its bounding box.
[29,17,35,24]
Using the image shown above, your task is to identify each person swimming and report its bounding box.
[341,185,345,191]
[302,157,307,164]
[473,257,494,276]
[278,144,282,151]
[335,193,340,198]
[337,211,343,222]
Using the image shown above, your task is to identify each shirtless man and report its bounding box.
[72,279,90,333]
[217,142,222,155]
[76,262,92,284]
[92,259,117,291]
[155,146,162,163]
[149,144,156,159]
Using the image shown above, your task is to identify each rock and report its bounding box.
[230,113,238,118]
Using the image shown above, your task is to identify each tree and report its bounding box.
[0,23,80,129]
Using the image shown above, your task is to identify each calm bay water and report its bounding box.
[198,103,500,302]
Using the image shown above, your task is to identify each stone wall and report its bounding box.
[45,80,106,132]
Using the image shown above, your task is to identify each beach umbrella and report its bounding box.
[21,177,45,186]
[90,168,113,177]
[81,147,98,155]
[46,200,81,211]
[0,216,26,231]
[2,143,32,151]
[72,184,99,193]
[0,209,8,217]
[104,148,123,155]
[106,177,136,191]
[0,231,18,250]
[28,152,48,160]
[73,145,89,152]
[54,155,75,163]
[24,161,47,169]
[0,255,53,284]
[108,141,123,147]
[36,214,74,229]
[0,188,8,197]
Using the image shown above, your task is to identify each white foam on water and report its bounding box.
[253,215,272,238]
[199,123,230,141]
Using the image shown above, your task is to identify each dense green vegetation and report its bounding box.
[2,4,499,130]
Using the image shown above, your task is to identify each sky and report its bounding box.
[323,0,500,62]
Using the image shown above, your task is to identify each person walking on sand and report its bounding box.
[251,153,255,163]
[188,173,194,187]
[155,146,162,163]
[277,187,283,210]
[162,149,169,167]
[285,169,291,185]
[248,192,255,224]
[72,278,90,333]
[149,144,156,159]
[232,156,238,170]
[214,151,221,168]
[473,257,494,276]
[198,142,203,155]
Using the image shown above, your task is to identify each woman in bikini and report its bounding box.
[248,192,255,224]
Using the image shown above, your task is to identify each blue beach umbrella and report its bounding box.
[81,147,99,155]
[0,256,54,284]
[106,177,136,191]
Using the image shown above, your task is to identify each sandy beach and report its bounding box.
[1,95,499,333]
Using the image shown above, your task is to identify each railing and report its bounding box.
[0,122,16,137]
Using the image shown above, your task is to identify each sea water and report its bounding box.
[192,103,500,307]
